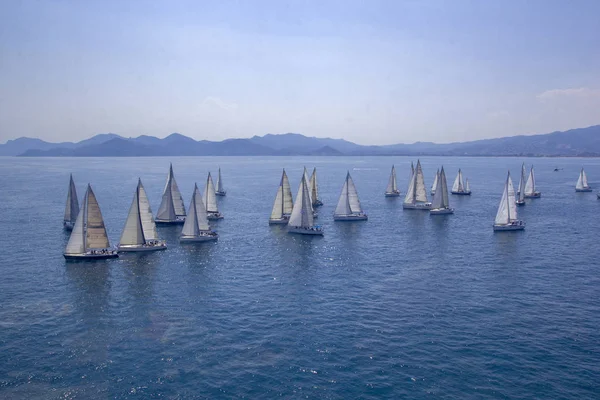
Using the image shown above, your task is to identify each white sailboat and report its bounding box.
[64,184,118,259]
[63,174,79,230]
[384,165,401,197]
[575,167,592,192]
[523,165,541,198]
[516,163,526,206]
[334,172,368,221]
[118,179,167,252]
[451,169,471,195]
[269,169,294,225]
[287,174,323,235]
[310,168,323,207]
[430,167,453,215]
[180,183,218,242]
[430,169,439,196]
[203,172,223,220]
[403,160,431,210]
[215,167,226,196]
[155,163,186,224]
[493,171,525,231]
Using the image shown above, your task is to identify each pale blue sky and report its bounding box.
[1,0,599,144]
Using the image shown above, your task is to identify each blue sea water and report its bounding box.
[0,156,599,399]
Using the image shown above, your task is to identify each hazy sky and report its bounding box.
[1,0,599,145]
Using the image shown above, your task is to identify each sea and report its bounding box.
[0,156,599,399]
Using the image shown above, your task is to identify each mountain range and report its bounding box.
[2,125,600,157]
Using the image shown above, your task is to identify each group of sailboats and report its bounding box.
[63,165,224,259]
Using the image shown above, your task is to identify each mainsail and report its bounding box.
[64,174,79,225]
[404,162,416,203]
[507,173,517,221]
[182,184,211,237]
[431,169,439,195]
[431,167,450,210]
[156,164,186,221]
[288,174,314,228]
[310,168,320,205]
[203,172,220,213]
[386,165,398,193]
[414,160,428,203]
[495,174,510,225]
[524,166,536,195]
[216,168,225,193]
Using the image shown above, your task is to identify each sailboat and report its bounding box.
[384,165,400,197]
[155,163,186,224]
[118,179,167,252]
[403,160,431,210]
[334,172,368,221]
[516,163,526,206]
[523,165,541,198]
[63,184,118,259]
[493,171,525,231]
[215,167,226,196]
[203,172,224,219]
[430,167,453,215]
[269,169,294,225]
[575,167,592,192]
[451,169,471,195]
[63,174,79,230]
[287,174,323,235]
[310,168,323,207]
[180,183,218,242]
[430,169,439,196]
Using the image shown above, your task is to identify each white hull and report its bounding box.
[288,226,324,236]
[64,251,118,260]
[180,233,219,243]
[524,192,541,198]
[493,222,525,231]
[430,208,454,215]
[403,202,432,210]
[516,200,526,206]
[385,191,400,197]
[118,243,167,252]
[575,188,592,192]
[269,217,290,225]
[215,191,226,196]
[333,214,368,221]
[207,212,224,220]
[155,217,185,225]
[451,191,471,196]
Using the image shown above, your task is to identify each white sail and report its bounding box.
[85,186,110,249]
[119,182,145,246]
[216,168,225,193]
[452,169,464,192]
[507,174,517,221]
[465,179,470,192]
[64,174,79,224]
[303,167,314,206]
[386,165,398,193]
[282,170,293,215]
[270,185,284,220]
[65,190,86,255]
[310,168,320,204]
[157,164,186,220]
[182,184,211,237]
[431,169,439,195]
[431,167,450,209]
[582,169,589,188]
[346,173,362,213]
[203,173,219,213]
[524,166,535,195]
[495,175,510,225]
[137,180,158,240]
[576,169,584,189]
[404,162,416,204]
[288,174,314,228]
[518,163,526,202]
[414,160,428,203]
[334,176,351,216]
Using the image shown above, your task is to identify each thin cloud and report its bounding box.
[537,87,600,101]
[200,96,239,111]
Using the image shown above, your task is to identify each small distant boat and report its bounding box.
[516,163,526,206]
[493,171,525,231]
[64,184,118,260]
[430,167,453,215]
[310,168,323,207]
[118,179,167,252]
[430,168,439,196]
[575,167,592,192]
[384,165,401,197]
[215,167,226,196]
[451,169,471,195]
[63,174,79,230]
[288,174,323,235]
[523,165,541,198]
[155,163,186,224]
[269,169,294,225]
[180,183,218,242]
[334,172,368,221]
[403,160,431,210]
[203,172,224,220]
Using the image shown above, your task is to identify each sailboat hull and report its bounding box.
[118,243,167,252]
[333,214,368,221]
[180,233,219,243]
[451,191,471,196]
[385,191,400,197]
[524,192,541,198]
[215,191,226,196]
[155,217,185,225]
[430,208,454,215]
[516,200,526,206]
[207,212,224,220]
[312,200,324,207]
[403,202,432,210]
[269,217,290,225]
[64,252,118,260]
[63,221,75,230]
[493,222,525,231]
[288,226,324,236]
[575,188,592,192]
